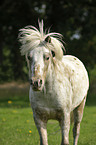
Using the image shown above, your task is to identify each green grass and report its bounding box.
[0,83,96,145]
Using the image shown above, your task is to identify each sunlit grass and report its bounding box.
[0,84,96,145]
[0,107,96,145]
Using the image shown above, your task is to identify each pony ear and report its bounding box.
[45,36,51,43]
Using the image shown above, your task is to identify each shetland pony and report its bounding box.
[19,20,89,145]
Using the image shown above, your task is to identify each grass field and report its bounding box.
[0,83,96,145]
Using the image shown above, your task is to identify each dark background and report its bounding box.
[0,0,96,97]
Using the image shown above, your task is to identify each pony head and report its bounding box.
[19,20,65,91]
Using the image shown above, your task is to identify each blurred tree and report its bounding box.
[0,0,96,82]
[45,0,96,67]
[0,0,40,81]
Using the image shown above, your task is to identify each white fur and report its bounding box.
[19,20,89,145]
[19,20,64,60]
[29,53,89,113]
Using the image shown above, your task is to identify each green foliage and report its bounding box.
[89,65,96,85]
[0,46,14,82]
[87,65,96,101]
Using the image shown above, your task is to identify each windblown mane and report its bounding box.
[19,20,65,60]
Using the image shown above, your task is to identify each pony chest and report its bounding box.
[31,91,64,120]
[32,91,61,108]
[31,90,71,120]
[30,83,72,110]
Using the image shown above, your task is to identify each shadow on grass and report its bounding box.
[0,83,96,108]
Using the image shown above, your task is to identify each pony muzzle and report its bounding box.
[30,78,44,91]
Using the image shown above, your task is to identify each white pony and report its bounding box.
[19,20,89,145]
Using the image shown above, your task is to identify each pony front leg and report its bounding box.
[33,115,48,145]
[60,113,70,145]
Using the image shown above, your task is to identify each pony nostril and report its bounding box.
[34,81,38,87]
[30,79,43,90]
